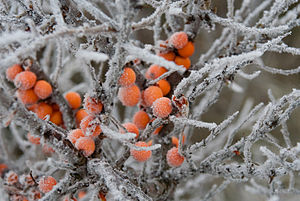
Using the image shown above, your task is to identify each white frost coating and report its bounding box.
[0,30,31,46]
[127,143,161,151]
[169,116,217,130]
[124,44,186,73]
[228,82,244,93]
[100,124,136,140]
[76,50,109,62]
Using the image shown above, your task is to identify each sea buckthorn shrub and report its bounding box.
[1,1,300,201]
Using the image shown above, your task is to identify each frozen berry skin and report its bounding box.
[145,65,167,80]
[34,80,53,99]
[130,141,152,162]
[119,67,136,87]
[14,71,37,90]
[67,129,84,144]
[178,41,195,58]
[143,86,163,107]
[121,122,139,138]
[169,32,188,49]
[166,147,184,167]
[38,176,57,193]
[152,97,172,118]
[65,92,81,109]
[6,64,23,81]
[84,96,103,114]
[118,85,141,106]
[75,137,95,157]
[133,110,150,130]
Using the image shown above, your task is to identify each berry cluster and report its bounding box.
[3,31,192,200]
[116,32,193,165]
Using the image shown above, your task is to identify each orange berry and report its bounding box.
[178,41,195,58]
[78,191,86,199]
[130,141,152,162]
[50,111,63,125]
[38,176,57,193]
[75,109,88,126]
[147,140,152,146]
[166,147,184,167]
[27,132,40,145]
[80,115,102,138]
[175,56,191,70]
[14,71,37,90]
[67,129,84,144]
[121,123,139,138]
[34,80,52,99]
[171,135,185,148]
[84,96,103,114]
[133,110,150,130]
[152,97,172,118]
[119,67,136,87]
[75,137,95,157]
[0,163,8,177]
[6,171,18,185]
[6,64,23,81]
[169,32,188,49]
[118,85,141,106]
[158,51,175,61]
[33,102,53,119]
[98,192,106,201]
[143,86,163,107]
[156,79,171,96]
[65,92,81,109]
[16,89,39,105]
[145,65,167,80]
[153,125,163,135]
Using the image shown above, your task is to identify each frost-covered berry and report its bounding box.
[166,147,184,167]
[27,132,40,145]
[0,163,8,177]
[67,129,85,144]
[121,123,139,138]
[6,64,23,82]
[152,97,172,118]
[119,67,136,87]
[80,115,102,138]
[175,56,191,70]
[143,86,163,107]
[133,110,150,130]
[6,171,18,185]
[75,109,89,126]
[158,51,175,61]
[50,111,63,125]
[169,32,188,49]
[130,141,152,162]
[178,41,195,58]
[171,135,185,148]
[65,92,81,109]
[145,65,167,80]
[118,85,141,106]
[38,176,57,193]
[84,96,103,114]
[156,79,171,96]
[14,71,37,90]
[16,89,39,105]
[34,80,52,99]
[33,102,53,119]
[75,137,95,157]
